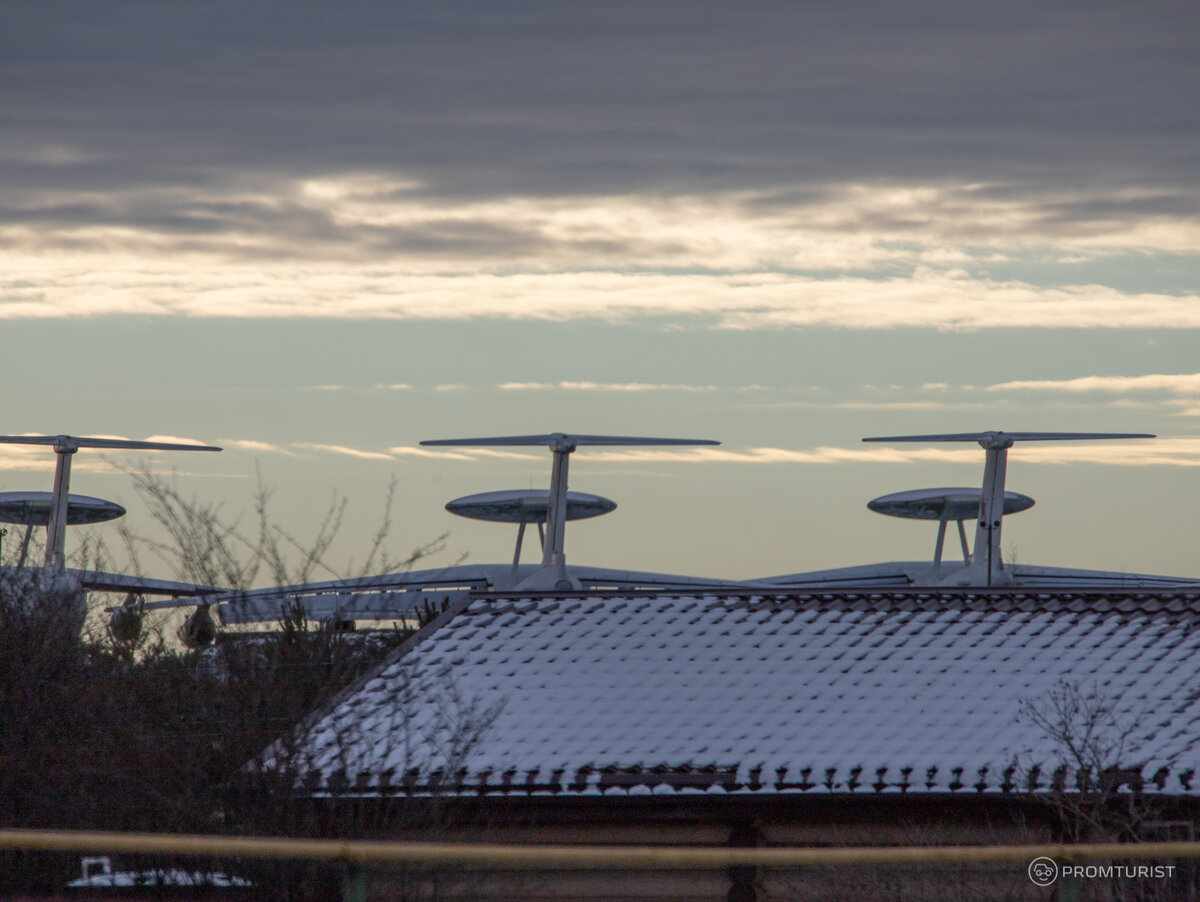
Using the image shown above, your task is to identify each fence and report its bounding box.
[4,828,1200,901]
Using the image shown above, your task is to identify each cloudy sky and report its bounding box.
[2,1,1199,582]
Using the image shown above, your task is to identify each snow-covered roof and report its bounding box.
[292,590,1200,798]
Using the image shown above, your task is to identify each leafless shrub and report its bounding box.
[114,464,449,590]
[1018,680,1153,844]
[0,590,418,893]
[1014,681,1192,901]
[0,463,466,896]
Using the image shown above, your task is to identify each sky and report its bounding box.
[2,1,1199,584]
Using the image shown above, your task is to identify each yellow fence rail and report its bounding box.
[3,828,1200,869]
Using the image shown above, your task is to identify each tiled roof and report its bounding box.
[292,590,1200,798]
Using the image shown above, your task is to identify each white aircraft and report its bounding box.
[757,431,1197,590]
[0,434,222,634]
[20,428,1190,645]
[190,433,756,635]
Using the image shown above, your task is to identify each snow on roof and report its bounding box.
[291,590,1200,798]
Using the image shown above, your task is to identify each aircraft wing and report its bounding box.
[753,560,1200,590]
[1005,564,1200,589]
[63,567,217,597]
[752,562,923,589]
[182,564,503,625]
[134,561,757,626]
[556,565,751,591]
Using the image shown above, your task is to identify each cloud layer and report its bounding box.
[992,373,1200,395]
[4,249,1198,330]
[3,3,1197,328]
[6,2,1197,197]
[8,436,1189,473]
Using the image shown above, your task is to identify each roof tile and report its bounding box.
[293,590,1200,797]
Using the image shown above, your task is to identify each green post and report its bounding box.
[342,862,367,902]
[1057,860,1079,902]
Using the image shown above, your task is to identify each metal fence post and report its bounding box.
[342,862,367,902]
[1058,860,1079,902]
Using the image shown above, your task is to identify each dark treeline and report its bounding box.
[0,587,413,897]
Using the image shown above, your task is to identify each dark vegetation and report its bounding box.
[0,468,448,896]
[0,587,417,895]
